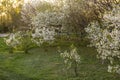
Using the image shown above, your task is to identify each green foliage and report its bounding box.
[4,31,37,53]
[15,31,36,53]
[0,38,9,52]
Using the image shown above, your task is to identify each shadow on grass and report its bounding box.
[0,67,39,80]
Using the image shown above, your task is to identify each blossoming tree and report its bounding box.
[31,11,63,46]
[60,44,81,76]
[85,4,120,74]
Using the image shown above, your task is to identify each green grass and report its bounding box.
[0,38,120,80]
[0,38,9,52]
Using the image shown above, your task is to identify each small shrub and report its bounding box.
[4,31,35,53]
[60,44,81,77]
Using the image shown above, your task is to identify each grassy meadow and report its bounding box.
[0,38,120,80]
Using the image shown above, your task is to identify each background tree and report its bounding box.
[60,0,119,39]
[0,0,23,32]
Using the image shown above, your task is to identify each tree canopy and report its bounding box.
[0,0,23,31]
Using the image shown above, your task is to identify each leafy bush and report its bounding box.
[4,31,36,53]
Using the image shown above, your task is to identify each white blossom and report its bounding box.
[31,11,64,46]
[85,4,120,74]
[60,45,81,69]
